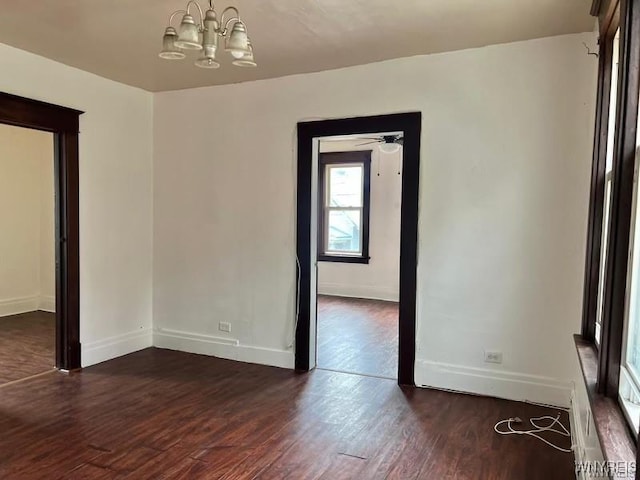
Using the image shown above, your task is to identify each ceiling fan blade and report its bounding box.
[396,137,405,145]
[356,140,381,146]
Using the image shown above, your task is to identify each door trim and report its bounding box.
[295,112,422,385]
[0,92,83,370]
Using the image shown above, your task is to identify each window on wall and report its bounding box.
[621,144,640,433]
[596,28,621,346]
[619,92,640,435]
[318,151,371,264]
[580,0,640,447]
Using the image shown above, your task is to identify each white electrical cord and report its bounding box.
[494,414,573,453]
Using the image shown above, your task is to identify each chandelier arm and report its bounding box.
[219,6,241,35]
[186,0,205,25]
[168,9,187,26]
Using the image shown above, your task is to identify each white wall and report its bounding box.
[0,43,154,366]
[154,31,598,405]
[0,124,54,316]
[318,139,401,302]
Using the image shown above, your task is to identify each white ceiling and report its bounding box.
[0,0,594,92]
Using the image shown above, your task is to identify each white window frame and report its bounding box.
[619,147,640,436]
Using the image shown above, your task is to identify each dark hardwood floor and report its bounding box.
[0,310,55,385]
[317,295,398,378]
[0,348,573,479]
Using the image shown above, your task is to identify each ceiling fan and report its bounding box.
[357,134,404,154]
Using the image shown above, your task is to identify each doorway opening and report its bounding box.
[0,92,82,375]
[0,124,56,384]
[295,113,421,385]
[316,134,402,379]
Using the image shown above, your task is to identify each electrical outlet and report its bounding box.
[484,350,503,364]
[219,322,231,333]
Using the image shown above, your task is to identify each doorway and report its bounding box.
[295,113,421,385]
[0,92,82,372]
[315,134,402,379]
[0,124,56,383]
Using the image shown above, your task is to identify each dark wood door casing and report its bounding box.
[0,92,82,370]
[296,112,421,386]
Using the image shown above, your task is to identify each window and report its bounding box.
[581,0,640,456]
[318,151,371,263]
[620,78,640,435]
[596,29,621,346]
[620,144,640,434]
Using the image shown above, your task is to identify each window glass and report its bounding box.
[596,29,621,345]
[619,25,640,433]
[328,166,363,207]
[327,210,362,253]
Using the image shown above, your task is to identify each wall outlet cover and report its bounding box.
[484,350,503,364]
[219,322,231,333]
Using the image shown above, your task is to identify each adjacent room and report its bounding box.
[0,0,637,478]
[316,134,402,379]
[0,124,56,385]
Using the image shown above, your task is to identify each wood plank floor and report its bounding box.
[0,310,55,385]
[317,295,398,378]
[0,348,574,479]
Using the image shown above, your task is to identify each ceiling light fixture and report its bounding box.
[379,143,401,154]
[159,1,257,69]
[357,135,404,154]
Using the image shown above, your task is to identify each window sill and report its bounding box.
[318,255,370,264]
[574,335,636,465]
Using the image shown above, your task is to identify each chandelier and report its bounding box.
[159,1,256,69]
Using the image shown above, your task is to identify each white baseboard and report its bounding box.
[153,328,294,370]
[38,295,55,313]
[0,296,40,317]
[415,359,572,408]
[318,283,398,302]
[82,328,153,367]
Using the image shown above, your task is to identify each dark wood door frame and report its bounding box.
[296,112,422,386]
[0,92,82,371]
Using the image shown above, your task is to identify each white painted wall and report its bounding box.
[154,32,598,406]
[0,124,54,316]
[318,139,401,302]
[0,43,154,366]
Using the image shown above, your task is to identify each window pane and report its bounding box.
[627,96,640,377]
[596,175,613,344]
[605,30,620,174]
[597,28,620,345]
[629,28,640,377]
[624,154,640,415]
[327,210,362,253]
[328,165,363,207]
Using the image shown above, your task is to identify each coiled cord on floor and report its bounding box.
[494,413,573,453]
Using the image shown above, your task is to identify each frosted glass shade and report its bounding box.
[232,41,257,67]
[226,22,250,58]
[175,14,202,50]
[159,27,186,60]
